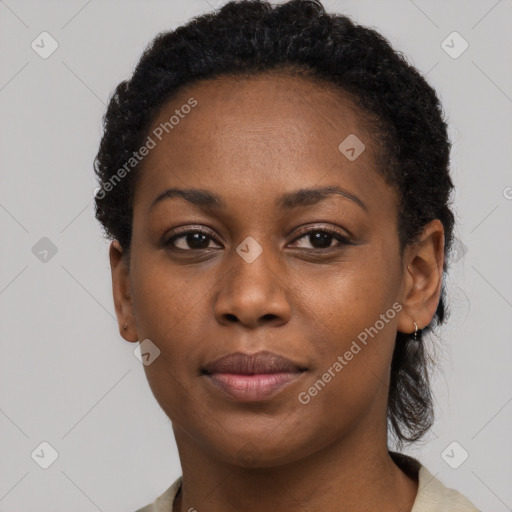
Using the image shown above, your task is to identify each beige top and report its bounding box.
[135,452,480,512]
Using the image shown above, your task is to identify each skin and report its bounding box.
[109,72,445,512]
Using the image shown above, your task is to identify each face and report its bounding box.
[111,72,437,468]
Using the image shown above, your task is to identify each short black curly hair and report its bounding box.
[94,0,455,448]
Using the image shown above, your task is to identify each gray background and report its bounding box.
[1,0,511,510]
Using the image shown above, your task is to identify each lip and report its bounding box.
[203,351,306,375]
[202,351,307,402]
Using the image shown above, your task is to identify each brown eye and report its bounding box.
[165,229,221,251]
[289,227,351,250]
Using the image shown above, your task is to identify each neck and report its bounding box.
[172,422,418,512]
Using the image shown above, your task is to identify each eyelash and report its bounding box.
[164,225,351,252]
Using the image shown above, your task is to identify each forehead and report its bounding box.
[133,71,389,215]
[149,71,370,154]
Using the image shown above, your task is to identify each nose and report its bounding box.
[213,242,292,329]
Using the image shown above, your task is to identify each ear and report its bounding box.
[397,219,445,335]
[109,240,138,342]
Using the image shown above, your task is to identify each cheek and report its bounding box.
[294,301,398,442]
[294,253,400,348]
[129,249,228,411]
[131,251,209,342]
[291,259,400,414]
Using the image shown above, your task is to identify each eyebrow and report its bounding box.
[149,185,368,212]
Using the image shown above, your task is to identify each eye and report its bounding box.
[289,226,351,250]
[165,228,221,251]
[164,225,351,252]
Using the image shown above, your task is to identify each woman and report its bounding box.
[94,1,480,510]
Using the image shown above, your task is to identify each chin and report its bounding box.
[210,436,305,469]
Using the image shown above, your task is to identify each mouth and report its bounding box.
[201,351,307,402]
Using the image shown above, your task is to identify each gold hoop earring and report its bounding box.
[413,321,419,341]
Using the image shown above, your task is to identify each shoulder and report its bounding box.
[412,464,481,512]
[389,451,480,512]
[134,476,182,512]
